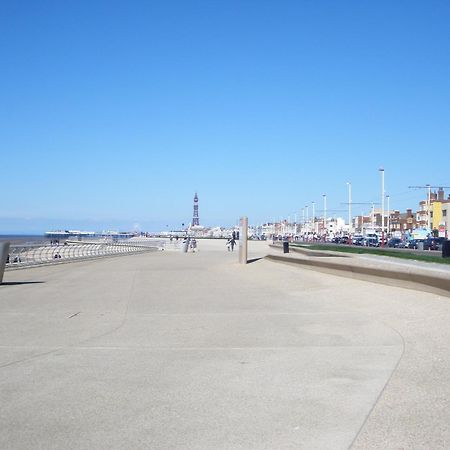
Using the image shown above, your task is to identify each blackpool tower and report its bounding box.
[192,192,200,226]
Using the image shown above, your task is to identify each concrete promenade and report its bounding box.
[1,239,450,449]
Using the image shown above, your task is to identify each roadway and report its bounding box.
[1,239,449,449]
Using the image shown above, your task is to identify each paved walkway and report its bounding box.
[1,240,449,449]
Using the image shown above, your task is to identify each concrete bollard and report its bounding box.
[239,216,248,264]
[0,242,10,284]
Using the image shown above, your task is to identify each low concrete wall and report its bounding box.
[0,242,10,284]
[266,246,450,298]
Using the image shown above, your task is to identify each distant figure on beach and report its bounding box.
[190,239,197,252]
[227,237,236,252]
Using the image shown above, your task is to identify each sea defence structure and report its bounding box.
[267,242,450,297]
[0,242,10,283]
[1,239,450,449]
[3,237,165,269]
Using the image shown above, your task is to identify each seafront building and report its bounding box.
[430,188,450,236]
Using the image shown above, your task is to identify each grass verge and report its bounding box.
[291,243,450,265]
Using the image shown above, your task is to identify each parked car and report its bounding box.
[405,239,419,249]
[387,238,405,248]
[423,237,446,251]
[364,237,379,247]
[352,236,365,246]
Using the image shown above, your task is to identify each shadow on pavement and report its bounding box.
[247,257,263,264]
[1,281,45,286]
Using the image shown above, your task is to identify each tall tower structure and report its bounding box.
[192,192,200,226]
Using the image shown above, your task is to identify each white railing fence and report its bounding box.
[5,239,163,269]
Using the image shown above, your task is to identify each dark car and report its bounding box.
[387,238,405,248]
[423,237,446,251]
[405,239,418,249]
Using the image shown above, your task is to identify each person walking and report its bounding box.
[227,236,237,252]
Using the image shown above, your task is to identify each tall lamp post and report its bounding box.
[371,203,375,230]
[386,194,390,236]
[305,205,309,236]
[312,201,315,234]
[322,194,327,239]
[426,184,431,230]
[301,208,305,235]
[379,168,385,246]
[346,182,352,235]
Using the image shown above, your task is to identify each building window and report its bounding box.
[444,210,447,217]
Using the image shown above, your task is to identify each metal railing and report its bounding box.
[5,239,164,269]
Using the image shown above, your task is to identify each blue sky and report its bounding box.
[1,0,450,233]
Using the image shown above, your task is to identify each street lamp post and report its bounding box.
[323,194,327,240]
[386,194,390,236]
[312,201,315,234]
[361,210,364,235]
[427,184,431,230]
[346,182,352,235]
[305,205,309,237]
[379,168,385,247]
[301,209,305,235]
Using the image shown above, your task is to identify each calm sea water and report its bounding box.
[0,235,50,245]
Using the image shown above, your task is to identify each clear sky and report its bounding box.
[1,0,450,233]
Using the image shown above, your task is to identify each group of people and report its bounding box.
[181,234,239,252]
[182,236,197,252]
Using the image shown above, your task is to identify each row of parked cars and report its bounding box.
[331,235,448,251]
[331,235,381,247]
[386,237,448,250]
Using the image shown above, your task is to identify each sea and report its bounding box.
[0,235,51,245]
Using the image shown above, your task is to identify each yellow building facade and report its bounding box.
[431,201,450,237]
[431,201,443,230]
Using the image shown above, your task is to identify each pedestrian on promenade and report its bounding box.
[227,236,236,252]
[190,239,197,252]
